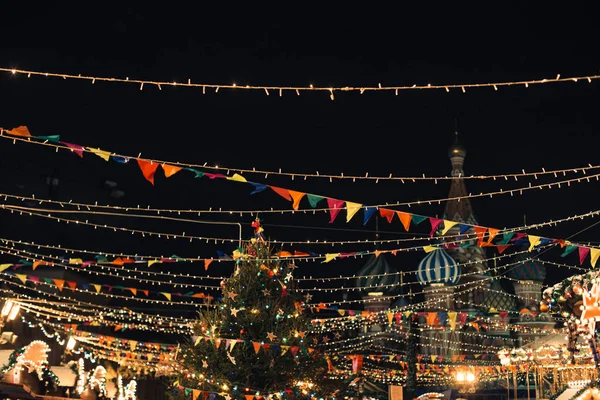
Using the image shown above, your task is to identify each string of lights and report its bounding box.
[2,193,599,247]
[2,67,597,96]
[2,133,598,215]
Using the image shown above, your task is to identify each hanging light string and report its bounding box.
[0,241,538,293]
[2,192,599,246]
[0,126,595,184]
[3,200,600,251]
[2,66,598,97]
[1,132,598,214]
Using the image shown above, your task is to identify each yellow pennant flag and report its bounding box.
[423,245,438,253]
[229,339,237,352]
[89,148,111,161]
[69,258,83,265]
[194,336,202,346]
[345,201,362,222]
[386,312,394,325]
[337,309,345,316]
[441,220,458,235]
[227,173,247,183]
[160,292,171,301]
[129,340,138,351]
[280,345,289,355]
[527,235,541,251]
[591,248,600,268]
[93,284,102,293]
[447,311,457,331]
[15,274,27,284]
[0,264,13,272]
[322,253,340,263]
[147,259,161,267]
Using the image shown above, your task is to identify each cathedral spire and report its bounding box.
[443,129,477,224]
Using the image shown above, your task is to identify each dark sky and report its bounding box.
[0,4,599,310]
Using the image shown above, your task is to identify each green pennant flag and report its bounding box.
[186,168,205,178]
[183,292,194,297]
[306,194,325,208]
[411,215,427,225]
[113,285,125,291]
[42,277,53,283]
[35,135,60,142]
[561,244,578,258]
[497,232,515,245]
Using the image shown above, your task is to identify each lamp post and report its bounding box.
[456,368,478,397]
[0,299,21,331]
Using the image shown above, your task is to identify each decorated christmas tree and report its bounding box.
[172,219,336,400]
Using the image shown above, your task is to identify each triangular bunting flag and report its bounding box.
[591,248,600,268]
[227,173,247,183]
[306,194,325,208]
[249,183,267,194]
[527,235,542,251]
[345,201,362,222]
[441,220,458,235]
[423,246,437,253]
[396,211,411,231]
[66,281,76,290]
[137,159,160,185]
[53,279,65,291]
[129,288,137,296]
[487,227,500,243]
[327,198,345,223]
[379,208,395,223]
[15,273,27,284]
[289,190,306,210]
[474,226,487,244]
[7,126,32,137]
[0,264,13,272]
[160,292,172,301]
[270,186,291,201]
[93,284,102,293]
[363,207,377,225]
[323,253,340,263]
[579,247,591,265]
[61,142,84,157]
[204,259,213,271]
[162,164,182,178]
[561,244,578,257]
[498,231,515,245]
[411,215,427,225]
[89,148,111,161]
[429,217,443,237]
[148,259,161,267]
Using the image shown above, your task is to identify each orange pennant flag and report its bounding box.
[204,259,213,271]
[252,341,261,354]
[32,261,46,270]
[473,226,487,245]
[288,190,306,210]
[128,288,137,296]
[53,279,65,291]
[487,227,500,243]
[270,186,291,201]
[162,164,182,178]
[379,208,395,223]
[137,159,160,185]
[7,126,32,137]
[396,211,411,231]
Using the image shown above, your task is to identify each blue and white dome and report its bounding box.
[417,248,460,286]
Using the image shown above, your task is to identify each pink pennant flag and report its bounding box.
[579,246,590,265]
[429,218,443,237]
[327,198,345,223]
[61,142,85,157]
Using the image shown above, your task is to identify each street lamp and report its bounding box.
[455,368,477,394]
[0,299,20,330]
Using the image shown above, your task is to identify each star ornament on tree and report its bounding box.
[580,282,600,326]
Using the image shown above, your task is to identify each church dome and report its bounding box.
[416,248,460,286]
[506,252,546,281]
[355,254,400,296]
[448,139,467,158]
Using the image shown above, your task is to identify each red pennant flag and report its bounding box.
[141,290,149,297]
[473,226,487,245]
[379,208,395,223]
[270,186,291,201]
[327,198,345,223]
[497,245,510,254]
[66,281,77,290]
[579,246,590,265]
[429,218,443,237]
[162,164,182,178]
[294,250,310,256]
[137,159,160,185]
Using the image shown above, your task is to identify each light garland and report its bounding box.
[2,131,599,219]
[2,67,598,96]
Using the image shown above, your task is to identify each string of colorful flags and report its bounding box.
[2,126,599,268]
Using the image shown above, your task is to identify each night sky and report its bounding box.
[0,4,599,312]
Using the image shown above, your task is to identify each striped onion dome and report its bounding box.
[355,254,400,296]
[416,248,460,286]
[506,252,546,281]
